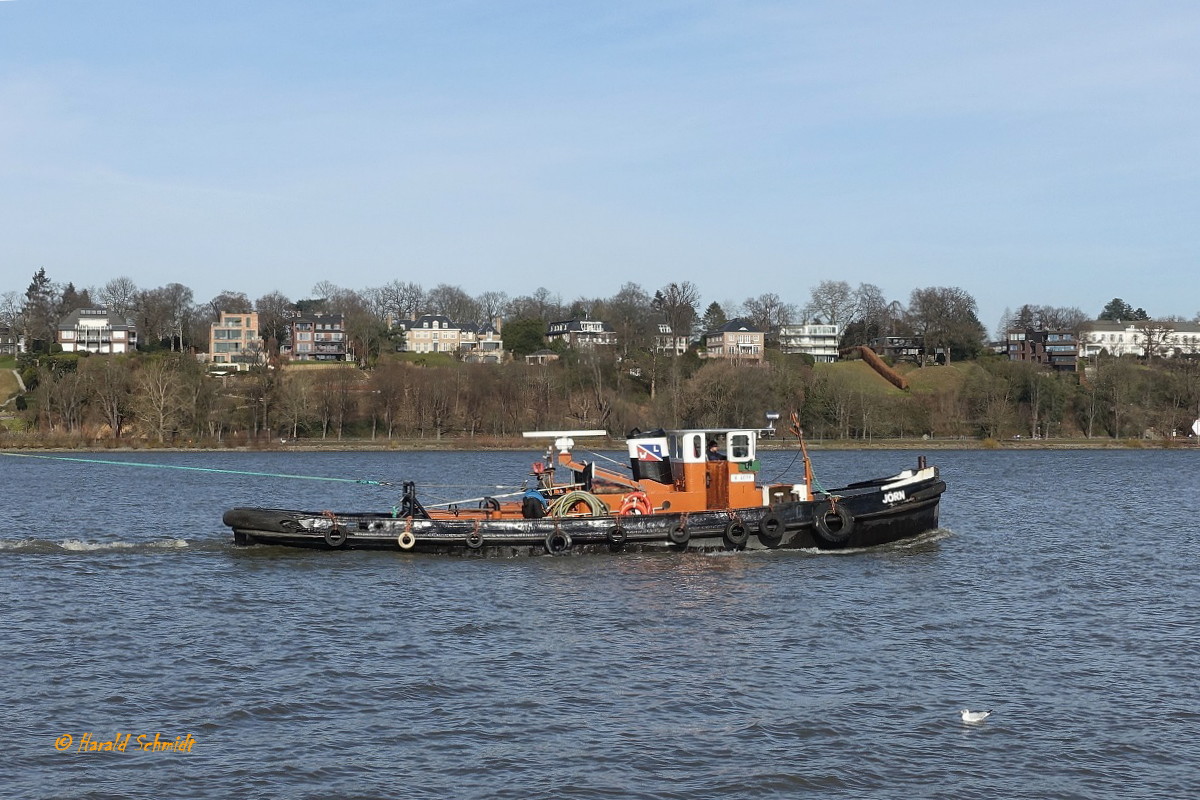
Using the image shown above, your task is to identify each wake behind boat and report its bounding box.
[222,416,947,556]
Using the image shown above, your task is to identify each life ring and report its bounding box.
[479,496,500,512]
[545,530,572,555]
[758,514,784,547]
[723,520,749,550]
[323,524,347,548]
[668,523,689,546]
[466,529,484,550]
[397,530,416,550]
[813,502,854,545]
[619,492,651,516]
[607,525,627,549]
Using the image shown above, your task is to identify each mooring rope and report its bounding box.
[0,451,390,485]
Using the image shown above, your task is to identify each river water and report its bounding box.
[2,447,1197,799]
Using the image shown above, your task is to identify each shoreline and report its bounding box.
[1,436,1194,453]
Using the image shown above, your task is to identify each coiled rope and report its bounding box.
[547,490,608,517]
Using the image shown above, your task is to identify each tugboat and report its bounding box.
[223,418,946,556]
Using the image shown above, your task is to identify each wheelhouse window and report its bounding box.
[727,432,753,461]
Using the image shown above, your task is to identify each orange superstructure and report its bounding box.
[515,427,809,520]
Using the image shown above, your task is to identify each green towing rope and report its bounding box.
[0,451,389,485]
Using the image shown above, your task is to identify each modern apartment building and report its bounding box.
[209,311,264,369]
[778,322,841,362]
[290,313,349,362]
[56,307,137,354]
[1006,328,1078,371]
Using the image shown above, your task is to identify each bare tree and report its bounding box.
[806,280,856,327]
[99,276,138,318]
[395,281,426,319]
[208,290,254,320]
[426,284,480,324]
[255,291,294,356]
[369,280,426,322]
[475,290,509,326]
[653,281,701,338]
[0,291,22,330]
[741,292,795,335]
[82,356,133,438]
[854,283,888,331]
[907,286,986,364]
[1136,319,1177,361]
[606,282,654,358]
[1004,304,1090,334]
[135,356,186,443]
[508,287,563,322]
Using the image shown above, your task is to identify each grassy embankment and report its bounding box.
[0,357,20,425]
[0,356,1185,450]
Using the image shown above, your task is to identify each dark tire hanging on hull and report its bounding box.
[324,524,348,548]
[757,514,784,547]
[606,525,627,550]
[723,520,749,550]
[668,523,689,547]
[813,502,854,545]
[545,530,572,555]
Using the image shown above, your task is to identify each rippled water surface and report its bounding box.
[3,448,1198,799]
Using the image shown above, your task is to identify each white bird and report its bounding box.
[960,709,993,724]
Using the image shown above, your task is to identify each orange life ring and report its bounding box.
[619,492,651,516]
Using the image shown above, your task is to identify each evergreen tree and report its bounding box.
[501,318,548,357]
[23,268,58,353]
[700,301,727,334]
[1098,298,1149,322]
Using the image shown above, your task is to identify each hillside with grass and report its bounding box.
[3,346,1197,448]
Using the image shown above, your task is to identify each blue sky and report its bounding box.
[2,0,1198,334]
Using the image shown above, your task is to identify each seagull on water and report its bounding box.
[960,709,993,724]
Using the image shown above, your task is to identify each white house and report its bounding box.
[56,307,137,354]
[778,322,842,362]
[1079,320,1200,359]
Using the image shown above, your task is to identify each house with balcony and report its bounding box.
[703,319,764,364]
[289,313,349,362]
[463,321,505,363]
[56,307,137,354]
[209,311,264,370]
[1006,328,1078,371]
[778,322,841,362]
[653,318,690,356]
[546,318,617,349]
[397,315,506,362]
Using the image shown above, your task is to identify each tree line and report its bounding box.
[6,270,1199,364]
[7,343,1199,446]
[5,268,1199,446]
[5,269,1000,362]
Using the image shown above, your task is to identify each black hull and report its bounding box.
[223,473,946,557]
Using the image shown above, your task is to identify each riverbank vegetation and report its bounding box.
[3,347,1198,449]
